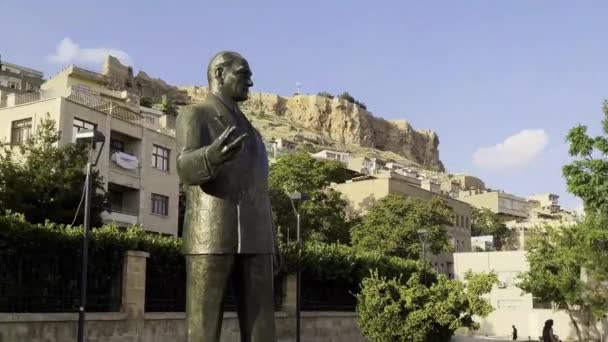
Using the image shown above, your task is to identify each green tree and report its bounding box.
[470,207,512,250]
[269,152,355,244]
[337,91,367,110]
[0,115,106,227]
[139,97,153,107]
[562,100,608,213]
[159,94,178,117]
[351,194,453,259]
[317,91,334,99]
[356,269,497,342]
[517,223,608,342]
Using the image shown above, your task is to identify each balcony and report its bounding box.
[105,184,140,227]
[101,210,138,227]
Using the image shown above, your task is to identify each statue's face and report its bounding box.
[221,59,253,102]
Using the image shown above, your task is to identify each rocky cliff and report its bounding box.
[180,86,445,172]
[102,56,189,105]
[99,55,444,171]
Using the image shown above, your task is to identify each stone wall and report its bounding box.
[0,251,367,342]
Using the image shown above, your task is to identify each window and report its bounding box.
[72,118,97,143]
[8,80,20,89]
[151,193,169,216]
[110,139,125,154]
[11,118,32,145]
[465,216,470,229]
[152,144,170,171]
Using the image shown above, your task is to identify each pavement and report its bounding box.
[451,337,513,342]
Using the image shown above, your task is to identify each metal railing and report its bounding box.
[0,251,122,313]
[144,254,284,312]
[67,87,143,125]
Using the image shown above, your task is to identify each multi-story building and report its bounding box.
[332,172,473,277]
[0,65,179,235]
[0,60,45,96]
[527,193,561,213]
[311,149,350,164]
[347,156,387,175]
[458,189,529,220]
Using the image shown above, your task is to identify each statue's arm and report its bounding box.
[176,106,217,185]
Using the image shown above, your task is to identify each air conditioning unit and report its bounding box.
[497,281,507,289]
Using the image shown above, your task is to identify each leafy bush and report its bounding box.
[317,91,334,99]
[279,240,432,283]
[0,211,425,288]
[356,270,497,342]
[0,211,180,312]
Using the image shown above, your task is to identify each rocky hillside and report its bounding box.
[100,55,445,171]
[180,86,445,172]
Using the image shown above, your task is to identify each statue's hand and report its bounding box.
[206,125,249,167]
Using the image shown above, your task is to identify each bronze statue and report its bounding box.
[176,51,279,342]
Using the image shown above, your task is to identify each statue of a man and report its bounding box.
[176,51,278,341]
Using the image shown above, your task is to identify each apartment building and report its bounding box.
[458,189,529,220]
[0,65,179,235]
[332,173,473,276]
[527,193,561,213]
[0,60,45,96]
[311,149,350,164]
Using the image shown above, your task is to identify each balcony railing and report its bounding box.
[1,86,176,136]
[67,86,143,125]
[101,210,138,226]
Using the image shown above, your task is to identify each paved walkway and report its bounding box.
[452,337,512,342]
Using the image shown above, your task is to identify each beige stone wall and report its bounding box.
[0,97,62,144]
[459,191,529,218]
[453,251,608,341]
[332,178,390,215]
[0,312,366,342]
[139,130,179,235]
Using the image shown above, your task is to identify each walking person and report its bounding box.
[512,324,518,340]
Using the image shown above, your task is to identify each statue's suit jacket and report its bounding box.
[176,93,275,255]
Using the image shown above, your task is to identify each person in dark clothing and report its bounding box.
[542,319,560,342]
[512,325,518,340]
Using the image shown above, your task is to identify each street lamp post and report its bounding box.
[75,129,105,342]
[289,191,309,342]
[417,229,429,283]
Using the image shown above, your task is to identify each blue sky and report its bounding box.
[3,0,607,210]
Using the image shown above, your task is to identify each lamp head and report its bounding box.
[75,129,105,144]
[289,191,309,202]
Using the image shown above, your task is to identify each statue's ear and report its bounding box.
[214,67,224,85]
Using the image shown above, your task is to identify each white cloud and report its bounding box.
[47,37,133,67]
[472,129,548,171]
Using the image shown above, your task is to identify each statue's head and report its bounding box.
[207,51,253,102]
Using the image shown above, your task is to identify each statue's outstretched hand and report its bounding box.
[206,125,249,167]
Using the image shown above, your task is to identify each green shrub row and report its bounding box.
[0,211,429,286]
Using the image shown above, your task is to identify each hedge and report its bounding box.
[0,211,432,312]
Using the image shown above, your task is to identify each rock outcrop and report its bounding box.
[102,56,189,105]
[180,86,445,171]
